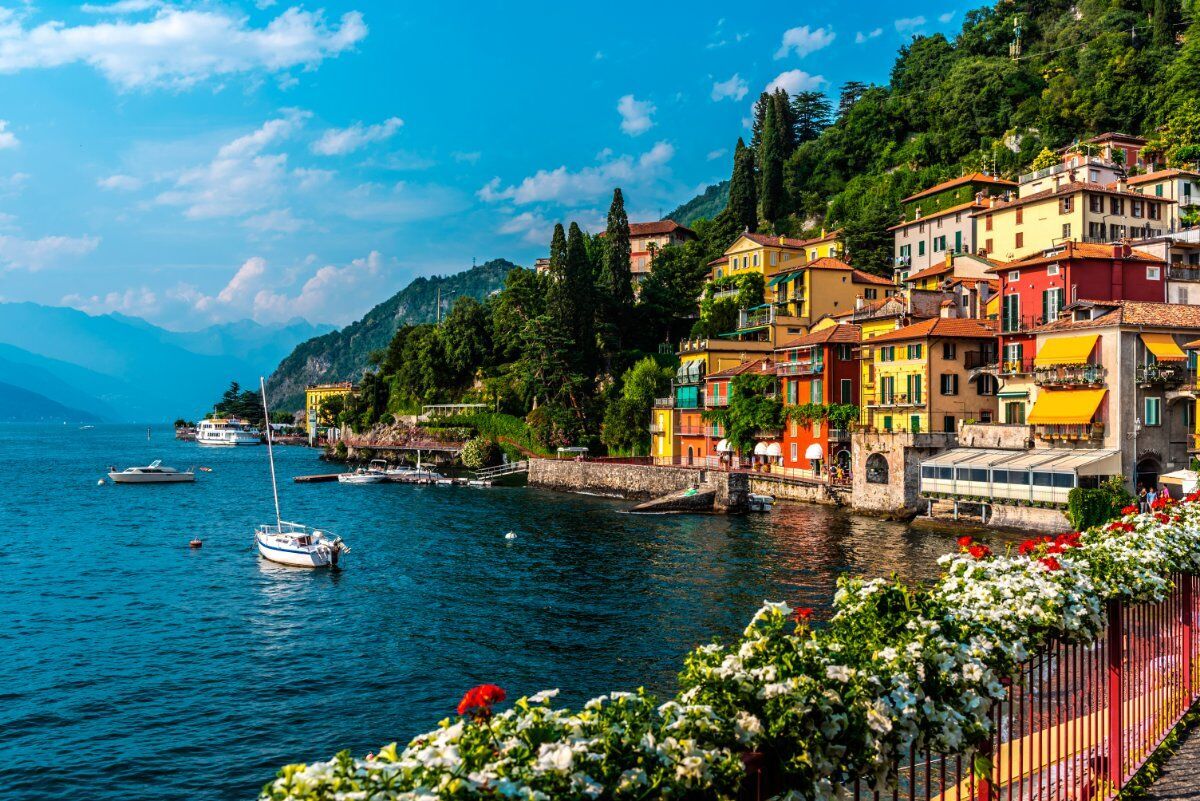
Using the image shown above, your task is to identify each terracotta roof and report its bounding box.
[707,255,729,266]
[889,200,985,230]
[865,316,998,344]
[740,229,842,251]
[1126,168,1200,185]
[1186,338,1200,350]
[904,262,955,283]
[776,324,862,350]
[971,182,1175,216]
[901,173,1017,204]
[1057,132,1147,152]
[951,277,999,290]
[628,220,695,237]
[1035,300,1200,333]
[852,268,894,287]
[986,241,1164,272]
[706,358,774,380]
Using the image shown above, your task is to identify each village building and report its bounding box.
[304,382,357,439]
[1127,168,1200,231]
[627,220,696,281]
[892,173,1016,278]
[1131,229,1200,304]
[775,325,860,481]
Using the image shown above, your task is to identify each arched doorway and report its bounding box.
[1136,456,1162,493]
[686,446,694,466]
[866,453,889,484]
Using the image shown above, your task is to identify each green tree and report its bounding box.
[836,81,867,119]
[439,295,492,387]
[601,357,673,455]
[727,138,758,234]
[791,90,832,143]
[759,95,786,227]
[460,436,501,469]
[1028,147,1060,171]
[598,188,634,310]
[703,373,782,456]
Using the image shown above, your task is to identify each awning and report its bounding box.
[1027,389,1106,425]
[715,439,732,453]
[804,443,824,460]
[1033,334,1098,367]
[766,443,782,457]
[1141,333,1186,361]
[767,270,801,288]
[997,389,1030,398]
[753,442,769,455]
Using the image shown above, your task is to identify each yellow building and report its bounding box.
[973,183,1174,262]
[304,382,357,433]
[860,316,999,434]
[711,230,845,282]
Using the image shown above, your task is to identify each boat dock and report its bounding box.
[294,473,341,483]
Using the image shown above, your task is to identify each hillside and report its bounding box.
[664,181,729,225]
[266,258,519,410]
[0,381,99,423]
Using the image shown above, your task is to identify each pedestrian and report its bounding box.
[1147,485,1158,509]
[1160,483,1171,502]
[1138,483,1147,512]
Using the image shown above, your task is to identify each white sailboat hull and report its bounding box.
[255,531,338,568]
[110,471,195,484]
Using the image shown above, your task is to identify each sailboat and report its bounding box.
[253,377,350,568]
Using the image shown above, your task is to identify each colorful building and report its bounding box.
[775,324,860,479]
[754,257,896,344]
[860,315,999,434]
[711,230,845,282]
[702,358,779,468]
[304,382,357,437]
[892,172,1016,277]
[627,220,696,280]
[1127,168,1200,231]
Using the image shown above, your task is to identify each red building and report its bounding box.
[989,242,1167,370]
[775,324,861,480]
[703,358,778,468]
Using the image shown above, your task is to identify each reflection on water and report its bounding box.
[0,424,1011,801]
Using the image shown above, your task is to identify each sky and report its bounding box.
[0,1,965,330]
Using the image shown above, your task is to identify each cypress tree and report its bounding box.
[727,138,758,233]
[548,222,567,276]
[759,98,785,226]
[599,188,634,310]
[837,81,867,119]
[749,91,771,153]
[772,88,797,156]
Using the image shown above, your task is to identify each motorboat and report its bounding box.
[254,377,349,568]
[108,460,195,484]
[197,418,261,446]
[337,469,387,484]
[747,493,775,512]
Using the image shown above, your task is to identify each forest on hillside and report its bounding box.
[321,0,1200,455]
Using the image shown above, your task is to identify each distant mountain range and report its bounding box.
[0,302,332,422]
[0,380,99,423]
[267,258,519,410]
[665,181,729,226]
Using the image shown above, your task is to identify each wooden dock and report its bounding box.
[293,473,342,483]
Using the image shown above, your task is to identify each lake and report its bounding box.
[1,423,982,800]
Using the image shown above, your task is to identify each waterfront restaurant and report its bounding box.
[919,447,1121,508]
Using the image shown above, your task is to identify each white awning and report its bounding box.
[715,439,731,452]
[753,442,770,455]
[804,443,824,460]
[766,442,782,457]
[920,447,1120,476]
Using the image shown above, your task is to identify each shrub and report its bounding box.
[460,437,501,470]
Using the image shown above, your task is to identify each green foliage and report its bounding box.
[1067,477,1135,530]
[785,402,859,429]
[211,381,265,427]
[727,138,758,234]
[460,436,501,470]
[1028,146,1060,171]
[703,373,782,455]
[601,356,673,455]
[662,181,729,226]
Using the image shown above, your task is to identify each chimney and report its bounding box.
[940,300,956,318]
[779,235,785,246]
[974,191,984,204]
[1117,177,1128,193]
[855,294,864,310]
[915,206,923,219]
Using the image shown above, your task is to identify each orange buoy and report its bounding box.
[189,539,203,548]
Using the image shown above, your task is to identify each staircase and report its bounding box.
[473,460,530,480]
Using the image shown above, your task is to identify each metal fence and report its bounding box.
[744,575,1199,801]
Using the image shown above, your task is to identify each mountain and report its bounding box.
[665,181,729,226]
[0,381,99,423]
[0,303,332,421]
[267,259,519,410]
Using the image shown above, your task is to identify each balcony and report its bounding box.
[777,360,823,376]
[1000,314,1047,334]
[710,288,740,302]
[707,394,728,408]
[1018,156,1110,185]
[1033,363,1107,387]
[868,393,926,409]
[1168,265,1200,282]
[676,425,708,436]
[649,422,666,434]
[653,396,674,408]
[1137,363,1194,387]
[1000,358,1036,376]
[1033,422,1105,443]
[737,306,777,330]
[964,351,999,370]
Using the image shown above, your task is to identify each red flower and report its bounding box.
[457,684,507,718]
[1039,556,1062,572]
[968,544,992,560]
[792,607,813,622]
[1151,496,1172,510]
[1019,535,1052,555]
[1107,521,1134,534]
[957,535,974,549]
[1045,543,1064,555]
[1186,492,1200,503]
[1155,513,1171,525]
[1055,532,1082,549]
[1121,504,1138,515]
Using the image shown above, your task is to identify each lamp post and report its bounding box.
[1129,415,1142,489]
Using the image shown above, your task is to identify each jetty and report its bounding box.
[294,473,341,483]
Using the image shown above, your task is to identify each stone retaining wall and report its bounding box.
[528,459,709,500]
[748,475,834,505]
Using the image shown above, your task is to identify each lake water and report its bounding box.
[2,424,984,800]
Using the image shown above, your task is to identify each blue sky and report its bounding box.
[0,1,964,329]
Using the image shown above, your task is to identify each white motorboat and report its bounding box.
[747,493,775,512]
[108,460,195,484]
[197,418,261,446]
[254,377,349,568]
[337,469,387,484]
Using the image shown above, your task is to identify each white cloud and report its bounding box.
[0,7,367,90]
[939,11,956,23]
[0,120,18,149]
[895,16,927,33]
[250,251,389,325]
[478,142,675,207]
[311,116,403,156]
[80,0,162,13]
[855,28,883,44]
[617,94,655,136]
[452,151,481,164]
[97,173,142,191]
[774,25,835,59]
[244,208,308,234]
[0,172,29,194]
[498,210,554,245]
[706,148,727,161]
[766,70,827,95]
[0,233,100,271]
[339,180,464,222]
[155,109,309,219]
[711,74,748,102]
[63,286,159,317]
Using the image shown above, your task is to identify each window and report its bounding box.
[1062,223,1071,239]
[790,442,798,462]
[1088,221,1107,240]
[1147,265,1161,281]
[1149,203,1162,220]
[1060,197,1073,213]
[715,268,723,279]
[810,378,823,404]
[976,374,998,396]
[910,415,921,433]
[899,243,911,258]
[1015,232,1024,249]
[837,344,853,360]
[954,230,962,252]
[1002,294,1021,332]
[934,235,946,251]
[1005,401,1026,424]
[1156,184,1164,197]
[840,378,853,403]
[1043,287,1065,322]
[882,415,893,431]
[980,411,993,423]
[1145,396,1162,426]
[880,346,895,362]
[1132,200,1144,219]
[1110,197,1124,215]
[940,373,959,395]
[1047,263,1060,276]
[985,238,993,253]
[908,374,923,404]
[943,415,956,433]
[865,288,877,299]
[1004,342,1024,370]
[985,214,993,231]
[918,241,926,256]
[918,222,925,233]
[1089,195,1104,213]
[770,251,777,266]
[943,342,957,359]
[866,453,889,484]
[1015,208,1024,224]
[1007,270,1020,282]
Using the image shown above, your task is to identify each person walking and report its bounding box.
[1146,485,1158,509]
[1138,483,1148,512]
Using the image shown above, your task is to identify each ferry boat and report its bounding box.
[108,460,195,484]
[196,418,261,446]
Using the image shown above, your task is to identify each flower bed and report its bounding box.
[261,495,1200,801]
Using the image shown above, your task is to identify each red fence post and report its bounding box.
[1184,575,1194,700]
[1107,599,1123,787]
[974,738,993,801]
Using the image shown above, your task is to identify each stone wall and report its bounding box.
[528,459,709,500]
[957,423,1033,450]
[851,430,956,514]
[986,504,1072,534]
[748,474,833,504]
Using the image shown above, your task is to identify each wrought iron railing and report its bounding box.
[1034,363,1107,387]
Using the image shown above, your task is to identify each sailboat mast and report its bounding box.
[260,377,282,529]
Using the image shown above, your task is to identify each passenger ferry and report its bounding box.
[196,418,261,446]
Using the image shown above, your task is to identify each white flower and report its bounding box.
[734,710,764,744]
[534,742,574,774]
[825,664,854,682]
[528,689,560,703]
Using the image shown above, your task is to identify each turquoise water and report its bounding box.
[2,424,967,800]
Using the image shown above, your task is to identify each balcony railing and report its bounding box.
[963,351,999,370]
[868,393,925,408]
[1137,363,1194,386]
[709,288,739,302]
[1033,363,1107,387]
[1168,265,1200,282]
[1000,314,1047,334]
[653,396,674,408]
[738,306,777,330]
[1033,421,1105,442]
[999,358,1036,376]
[706,395,729,408]
[777,360,823,376]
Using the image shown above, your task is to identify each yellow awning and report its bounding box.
[1027,389,1106,425]
[1033,334,1099,367]
[1141,333,1186,361]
